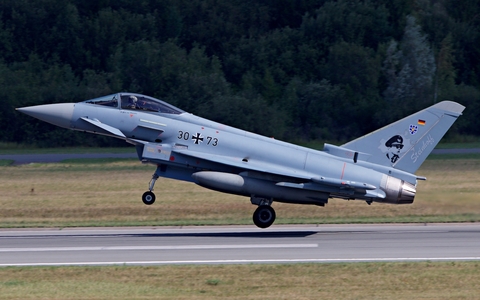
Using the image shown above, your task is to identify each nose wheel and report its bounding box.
[142,169,160,205]
[142,191,156,205]
[252,205,276,228]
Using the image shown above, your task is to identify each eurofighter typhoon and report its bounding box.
[17,93,465,228]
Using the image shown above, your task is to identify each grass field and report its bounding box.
[1,156,480,227]
[1,262,479,299]
[1,155,479,299]
[1,158,251,227]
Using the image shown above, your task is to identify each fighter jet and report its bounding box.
[17,93,465,228]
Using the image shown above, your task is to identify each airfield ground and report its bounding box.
[1,262,479,299]
[0,154,479,298]
[0,155,479,227]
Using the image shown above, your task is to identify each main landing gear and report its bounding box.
[251,196,276,229]
[140,168,278,229]
[142,172,159,205]
[253,205,276,228]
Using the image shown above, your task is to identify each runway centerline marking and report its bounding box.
[0,243,318,252]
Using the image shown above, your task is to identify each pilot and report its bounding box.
[127,95,138,109]
[385,135,404,163]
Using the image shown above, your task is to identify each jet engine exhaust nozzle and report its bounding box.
[380,175,416,204]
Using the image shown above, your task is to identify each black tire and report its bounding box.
[252,205,276,228]
[142,191,156,205]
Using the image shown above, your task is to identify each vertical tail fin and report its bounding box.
[341,101,465,173]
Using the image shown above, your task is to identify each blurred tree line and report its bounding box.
[1,0,479,147]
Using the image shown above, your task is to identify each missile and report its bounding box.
[311,176,377,190]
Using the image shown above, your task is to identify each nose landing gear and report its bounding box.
[142,191,156,205]
[142,171,159,205]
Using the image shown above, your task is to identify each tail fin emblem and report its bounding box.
[409,124,418,135]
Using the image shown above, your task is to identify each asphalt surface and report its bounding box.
[0,224,479,267]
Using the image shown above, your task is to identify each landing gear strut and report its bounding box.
[251,196,276,228]
[142,168,160,205]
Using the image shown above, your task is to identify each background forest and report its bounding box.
[1,0,479,147]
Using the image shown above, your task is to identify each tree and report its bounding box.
[382,15,436,119]
[300,0,391,51]
[0,0,478,145]
[323,41,381,99]
[282,78,357,141]
[434,34,457,102]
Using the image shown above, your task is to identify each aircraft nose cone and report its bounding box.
[17,103,75,129]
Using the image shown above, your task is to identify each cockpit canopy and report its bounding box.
[83,93,184,114]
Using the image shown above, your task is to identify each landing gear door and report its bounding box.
[142,143,172,161]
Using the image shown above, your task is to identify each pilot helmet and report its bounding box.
[129,95,138,104]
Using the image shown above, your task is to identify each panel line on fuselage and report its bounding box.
[340,163,346,180]
[140,119,167,127]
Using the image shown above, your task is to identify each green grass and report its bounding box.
[0,160,14,166]
[0,154,479,299]
[1,262,479,299]
[428,153,480,159]
[0,156,480,228]
[60,157,136,164]
[0,145,134,155]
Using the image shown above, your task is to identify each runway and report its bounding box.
[1,224,480,267]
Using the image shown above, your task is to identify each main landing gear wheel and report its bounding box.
[253,205,276,229]
[142,191,156,205]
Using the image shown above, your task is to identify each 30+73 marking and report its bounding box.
[178,131,218,146]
